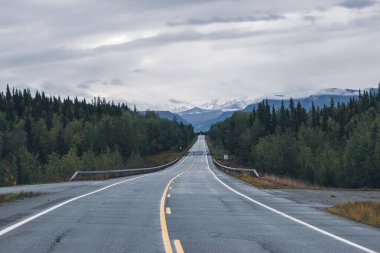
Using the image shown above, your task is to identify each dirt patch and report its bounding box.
[0,192,45,204]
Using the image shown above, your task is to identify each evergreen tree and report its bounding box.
[0,86,195,185]
[209,84,380,188]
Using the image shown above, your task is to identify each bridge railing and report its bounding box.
[212,159,260,178]
[187,151,211,156]
[69,158,180,181]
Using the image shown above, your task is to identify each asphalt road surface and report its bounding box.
[0,136,379,253]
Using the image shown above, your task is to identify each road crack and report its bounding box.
[47,228,72,253]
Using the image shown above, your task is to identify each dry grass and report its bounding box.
[146,138,197,166]
[235,173,321,189]
[0,191,45,203]
[326,201,380,228]
[213,157,320,189]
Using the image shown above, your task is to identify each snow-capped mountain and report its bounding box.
[315,88,359,96]
[243,88,363,112]
[199,98,256,112]
[171,97,258,113]
[171,106,191,114]
[165,87,376,132]
[178,107,225,132]
[179,107,217,116]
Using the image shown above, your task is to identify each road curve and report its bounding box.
[167,137,380,253]
[0,136,379,253]
[0,144,198,253]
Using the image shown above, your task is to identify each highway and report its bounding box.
[0,136,379,252]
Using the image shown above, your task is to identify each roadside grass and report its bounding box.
[326,201,380,228]
[212,156,320,189]
[206,137,320,189]
[234,173,321,189]
[0,191,45,204]
[212,157,320,189]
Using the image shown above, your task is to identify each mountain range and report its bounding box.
[156,88,377,132]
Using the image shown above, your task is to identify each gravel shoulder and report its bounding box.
[262,188,380,209]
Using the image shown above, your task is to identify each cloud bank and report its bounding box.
[0,0,379,110]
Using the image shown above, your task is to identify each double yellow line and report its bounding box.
[160,158,196,253]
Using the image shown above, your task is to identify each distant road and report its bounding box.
[0,137,379,252]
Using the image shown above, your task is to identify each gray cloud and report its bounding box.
[303,16,317,23]
[0,0,379,111]
[2,47,91,68]
[169,98,186,104]
[131,69,145,73]
[77,83,90,89]
[339,0,377,9]
[77,79,101,89]
[41,80,91,98]
[1,29,271,68]
[96,28,272,54]
[167,14,284,26]
[110,79,123,86]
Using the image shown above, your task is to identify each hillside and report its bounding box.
[156,111,189,124]
[172,88,372,132]
[0,86,195,186]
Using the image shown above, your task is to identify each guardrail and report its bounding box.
[213,159,260,178]
[69,158,180,181]
[187,151,211,156]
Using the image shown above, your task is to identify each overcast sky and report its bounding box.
[1,0,379,110]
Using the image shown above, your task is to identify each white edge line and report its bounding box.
[0,155,189,237]
[203,142,377,253]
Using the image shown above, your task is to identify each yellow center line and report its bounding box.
[174,240,185,253]
[160,158,196,253]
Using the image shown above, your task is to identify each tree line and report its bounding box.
[0,85,194,185]
[209,85,380,188]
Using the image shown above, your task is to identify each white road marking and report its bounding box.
[0,155,190,237]
[203,142,376,253]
